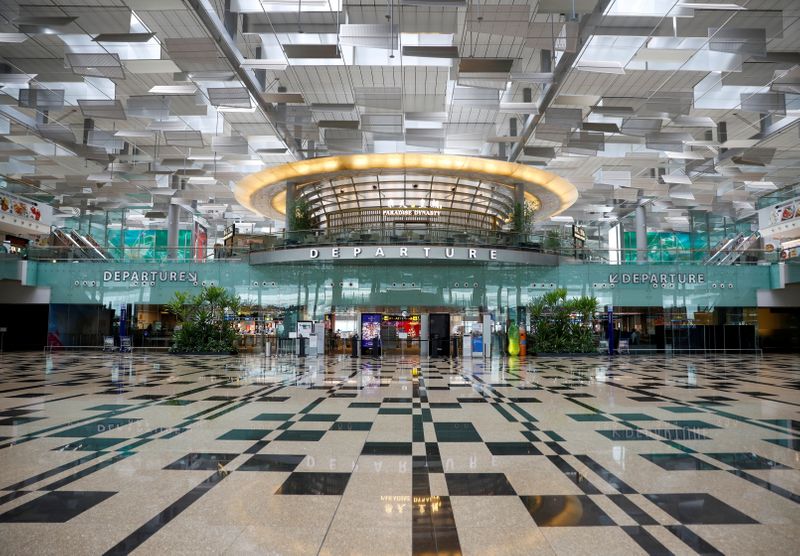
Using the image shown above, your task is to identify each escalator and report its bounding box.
[703,232,760,265]
[70,230,108,259]
[50,228,89,259]
[704,233,742,264]
[718,231,760,265]
[49,228,109,260]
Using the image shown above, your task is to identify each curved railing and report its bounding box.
[11,228,779,265]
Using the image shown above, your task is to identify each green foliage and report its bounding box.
[543,229,561,251]
[510,201,536,234]
[167,285,242,353]
[528,288,599,354]
[289,197,316,231]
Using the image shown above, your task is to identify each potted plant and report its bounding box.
[528,288,598,354]
[288,197,317,242]
[166,285,242,354]
[509,201,536,245]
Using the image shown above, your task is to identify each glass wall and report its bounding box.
[30,258,775,352]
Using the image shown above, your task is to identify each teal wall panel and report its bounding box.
[26,260,774,317]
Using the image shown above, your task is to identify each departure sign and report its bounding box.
[608,272,706,288]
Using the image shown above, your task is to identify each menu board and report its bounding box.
[758,197,800,230]
[360,313,381,349]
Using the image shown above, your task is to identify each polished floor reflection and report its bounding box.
[0,352,799,555]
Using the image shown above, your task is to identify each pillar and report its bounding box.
[103,210,110,247]
[420,314,429,357]
[285,181,296,232]
[635,204,647,263]
[120,208,126,259]
[167,174,182,259]
[223,0,238,38]
[717,121,727,153]
[79,199,87,233]
[759,113,773,135]
[167,204,180,260]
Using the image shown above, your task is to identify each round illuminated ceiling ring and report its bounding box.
[235,154,579,223]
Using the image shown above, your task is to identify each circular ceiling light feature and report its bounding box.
[235,153,579,226]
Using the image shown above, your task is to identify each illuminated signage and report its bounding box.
[308,246,498,260]
[608,272,706,288]
[102,270,199,285]
[382,314,420,322]
[383,209,441,218]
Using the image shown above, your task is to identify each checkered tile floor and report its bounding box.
[0,352,799,554]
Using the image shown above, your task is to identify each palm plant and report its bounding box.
[289,197,316,231]
[510,201,536,234]
[167,285,242,353]
[528,289,598,354]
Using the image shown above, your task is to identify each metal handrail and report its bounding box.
[13,228,779,265]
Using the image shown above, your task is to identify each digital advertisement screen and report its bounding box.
[361,313,381,349]
[382,314,421,338]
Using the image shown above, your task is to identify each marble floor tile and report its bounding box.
[0,352,798,555]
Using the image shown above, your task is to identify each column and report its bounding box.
[167,203,180,260]
[167,174,182,260]
[79,199,87,233]
[420,314,429,357]
[120,208,126,259]
[285,181,296,232]
[514,183,526,242]
[635,204,647,263]
[103,210,110,247]
[189,200,198,259]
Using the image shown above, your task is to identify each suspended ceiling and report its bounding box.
[0,0,799,234]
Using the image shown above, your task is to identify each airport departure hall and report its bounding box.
[1,0,800,554]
